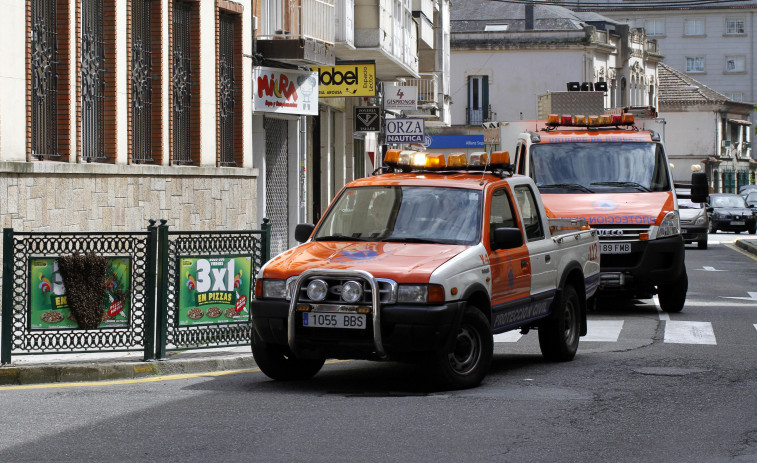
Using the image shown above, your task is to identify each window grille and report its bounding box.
[172,1,193,164]
[81,0,106,161]
[132,0,154,163]
[31,0,60,158]
[218,13,236,166]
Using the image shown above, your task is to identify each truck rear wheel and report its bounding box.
[430,305,493,390]
[657,270,688,313]
[251,328,325,381]
[538,284,580,362]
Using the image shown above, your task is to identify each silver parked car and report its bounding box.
[678,197,709,249]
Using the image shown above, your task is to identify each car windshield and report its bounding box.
[711,195,748,208]
[531,142,671,193]
[746,193,757,203]
[677,198,702,209]
[314,186,482,245]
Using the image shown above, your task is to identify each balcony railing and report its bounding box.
[466,106,496,126]
[259,0,335,44]
[404,73,438,107]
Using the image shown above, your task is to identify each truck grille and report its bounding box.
[592,225,650,241]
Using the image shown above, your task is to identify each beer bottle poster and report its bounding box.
[29,257,132,330]
[177,255,252,326]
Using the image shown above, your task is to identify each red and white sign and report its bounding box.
[253,66,319,116]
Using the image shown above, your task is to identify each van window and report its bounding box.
[514,185,544,241]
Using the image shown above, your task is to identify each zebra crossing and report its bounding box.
[493,317,757,345]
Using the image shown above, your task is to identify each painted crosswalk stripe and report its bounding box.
[664,321,716,345]
[494,331,522,343]
[583,320,624,342]
[754,324,757,332]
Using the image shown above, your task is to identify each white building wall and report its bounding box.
[0,0,27,162]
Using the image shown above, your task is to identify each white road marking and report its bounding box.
[583,320,625,342]
[664,321,717,345]
[754,324,757,333]
[494,331,522,343]
[722,292,757,302]
[698,266,725,272]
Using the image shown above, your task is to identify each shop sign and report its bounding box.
[355,106,381,132]
[29,257,132,330]
[177,255,252,327]
[312,62,376,97]
[385,118,425,144]
[383,84,417,111]
[253,66,319,115]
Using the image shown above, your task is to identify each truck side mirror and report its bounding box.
[690,172,708,204]
[294,223,315,243]
[492,227,524,250]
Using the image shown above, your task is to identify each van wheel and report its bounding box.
[657,270,688,313]
[251,328,325,381]
[430,305,493,390]
[698,239,707,249]
[538,284,580,362]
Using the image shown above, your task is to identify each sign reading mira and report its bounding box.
[253,66,319,116]
[385,118,425,144]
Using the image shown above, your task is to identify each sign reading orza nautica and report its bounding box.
[253,66,318,116]
[178,255,252,326]
[385,118,425,144]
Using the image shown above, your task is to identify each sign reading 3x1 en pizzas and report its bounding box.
[385,118,425,144]
[311,63,376,97]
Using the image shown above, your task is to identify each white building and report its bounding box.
[447,0,661,131]
[575,0,757,112]
[658,63,754,192]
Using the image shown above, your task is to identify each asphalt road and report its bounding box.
[0,234,756,463]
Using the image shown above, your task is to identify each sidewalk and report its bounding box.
[0,345,256,386]
[735,238,757,256]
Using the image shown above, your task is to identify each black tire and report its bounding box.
[657,270,688,313]
[749,226,756,235]
[430,305,493,390]
[251,328,325,381]
[539,284,580,362]
[697,239,708,250]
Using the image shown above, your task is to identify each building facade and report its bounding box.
[447,0,662,131]
[0,0,452,263]
[576,0,757,113]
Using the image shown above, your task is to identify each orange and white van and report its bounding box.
[251,151,599,389]
[495,113,708,313]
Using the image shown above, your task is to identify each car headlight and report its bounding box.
[306,279,329,301]
[341,280,363,303]
[397,284,445,304]
[261,279,288,299]
[657,210,680,238]
[695,215,706,225]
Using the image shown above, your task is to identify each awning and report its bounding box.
[728,118,752,126]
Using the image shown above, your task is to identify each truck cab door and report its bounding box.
[488,188,531,329]
[513,184,557,298]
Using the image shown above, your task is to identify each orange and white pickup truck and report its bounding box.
[251,150,599,389]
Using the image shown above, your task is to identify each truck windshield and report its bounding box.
[314,186,482,245]
[530,142,671,193]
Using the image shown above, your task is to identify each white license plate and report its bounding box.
[731,221,745,226]
[600,243,631,254]
[303,312,366,329]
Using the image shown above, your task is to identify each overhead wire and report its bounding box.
[489,0,755,9]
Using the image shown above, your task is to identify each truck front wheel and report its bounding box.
[657,270,688,313]
[251,328,325,381]
[430,305,493,390]
[538,284,580,362]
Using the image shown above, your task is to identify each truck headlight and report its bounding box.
[341,280,363,303]
[261,279,287,299]
[397,284,445,304]
[657,211,680,238]
[306,279,329,301]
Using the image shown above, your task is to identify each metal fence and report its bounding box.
[1,219,270,365]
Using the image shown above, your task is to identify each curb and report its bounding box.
[0,355,257,386]
[735,239,757,257]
